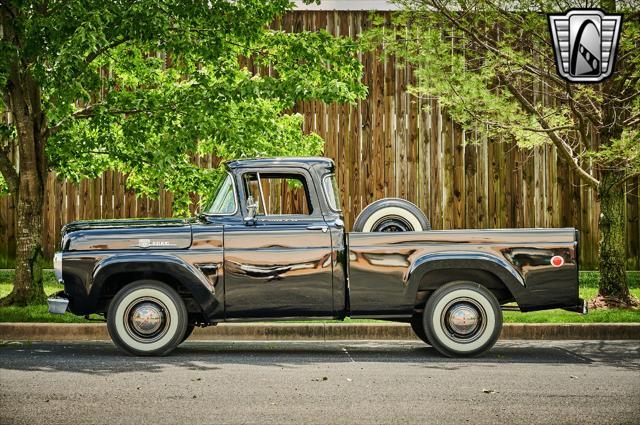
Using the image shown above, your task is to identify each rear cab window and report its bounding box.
[322,174,341,212]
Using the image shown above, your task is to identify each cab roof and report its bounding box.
[224,157,335,171]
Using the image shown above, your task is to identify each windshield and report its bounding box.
[206,173,237,215]
[322,174,341,212]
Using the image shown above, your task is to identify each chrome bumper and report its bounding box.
[53,252,63,283]
[47,296,69,315]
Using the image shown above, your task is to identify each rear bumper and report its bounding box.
[562,298,588,314]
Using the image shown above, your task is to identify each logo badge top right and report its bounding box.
[548,9,622,83]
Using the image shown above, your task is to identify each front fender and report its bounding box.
[91,254,221,321]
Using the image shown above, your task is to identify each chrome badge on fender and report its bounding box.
[135,239,176,248]
[548,9,622,83]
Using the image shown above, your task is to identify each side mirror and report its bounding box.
[244,195,258,226]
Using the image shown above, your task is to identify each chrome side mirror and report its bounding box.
[244,195,258,225]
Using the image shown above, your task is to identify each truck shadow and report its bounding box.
[0,340,638,375]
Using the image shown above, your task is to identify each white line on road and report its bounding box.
[342,347,355,362]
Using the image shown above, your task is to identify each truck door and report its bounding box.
[223,169,335,319]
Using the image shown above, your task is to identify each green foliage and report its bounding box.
[0,174,7,195]
[363,0,639,179]
[1,0,366,215]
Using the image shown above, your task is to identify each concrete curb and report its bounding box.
[1,322,639,342]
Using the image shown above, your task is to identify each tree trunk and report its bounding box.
[0,128,47,306]
[0,56,48,306]
[596,171,631,305]
[1,174,46,306]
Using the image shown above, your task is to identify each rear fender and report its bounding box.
[406,252,526,305]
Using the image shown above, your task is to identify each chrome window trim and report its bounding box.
[322,174,342,212]
[256,172,268,215]
[203,172,239,216]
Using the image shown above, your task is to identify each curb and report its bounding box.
[1,322,639,341]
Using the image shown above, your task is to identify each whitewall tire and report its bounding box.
[353,198,430,232]
[423,281,502,357]
[107,280,187,356]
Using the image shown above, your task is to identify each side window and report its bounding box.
[243,172,312,215]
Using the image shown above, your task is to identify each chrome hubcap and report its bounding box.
[130,302,163,335]
[441,298,486,343]
[124,297,170,343]
[447,304,479,335]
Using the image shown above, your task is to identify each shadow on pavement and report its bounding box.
[0,340,638,375]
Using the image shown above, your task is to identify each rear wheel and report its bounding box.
[353,198,430,232]
[107,280,187,356]
[180,324,195,344]
[423,281,502,357]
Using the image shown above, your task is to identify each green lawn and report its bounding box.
[0,270,638,323]
[0,270,101,323]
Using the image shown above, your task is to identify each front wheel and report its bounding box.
[107,280,188,356]
[423,281,502,357]
[410,316,431,345]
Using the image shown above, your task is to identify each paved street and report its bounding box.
[1,340,639,425]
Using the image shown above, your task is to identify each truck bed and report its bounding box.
[346,228,580,318]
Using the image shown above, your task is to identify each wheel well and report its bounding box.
[414,269,514,311]
[97,271,205,320]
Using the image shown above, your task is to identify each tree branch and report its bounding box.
[503,79,600,189]
[623,111,640,126]
[84,37,130,67]
[608,172,640,192]
[46,102,106,137]
[427,0,568,87]
[565,84,591,152]
[47,102,180,137]
[443,80,576,135]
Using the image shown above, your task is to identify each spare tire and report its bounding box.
[353,198,430,232]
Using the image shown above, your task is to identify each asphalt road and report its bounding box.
[1,340,639,425]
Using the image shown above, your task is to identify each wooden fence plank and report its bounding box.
[452,125,464,229]
[431,98,443,229]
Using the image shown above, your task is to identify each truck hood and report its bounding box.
[61,219,192,251]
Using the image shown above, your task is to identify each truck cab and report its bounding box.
[200,157,347,319]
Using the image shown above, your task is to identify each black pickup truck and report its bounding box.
[49,157,585,357]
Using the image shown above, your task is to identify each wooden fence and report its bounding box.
[0,11,638,269]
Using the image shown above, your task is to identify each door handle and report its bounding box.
[307,225,328,232]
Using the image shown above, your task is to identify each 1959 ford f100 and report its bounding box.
[49,157,586,357]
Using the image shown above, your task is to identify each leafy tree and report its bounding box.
[365,0,639,307]
[0,0,366,306]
